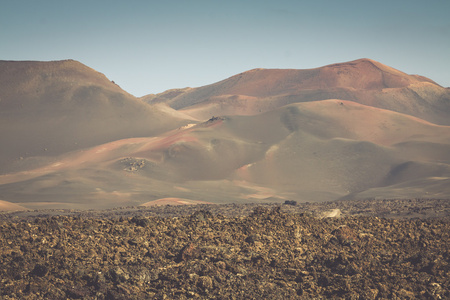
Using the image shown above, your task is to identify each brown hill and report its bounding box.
[1,59,449,210]
[1,100,449,209]
[0,60,192,172]
[143,59,450,125]
[0,200,27,211]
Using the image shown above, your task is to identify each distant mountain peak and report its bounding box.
[0,59,132,101]
[202,58,435,95]
[151,58,449,125]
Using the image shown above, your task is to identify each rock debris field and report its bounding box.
[0,199,449,299]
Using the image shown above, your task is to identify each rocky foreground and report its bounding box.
[0,199,449,299]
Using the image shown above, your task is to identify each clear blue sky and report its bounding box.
[1,0,449,96]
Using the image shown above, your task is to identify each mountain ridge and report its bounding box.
[0,59,192,172]
[0,58,449,210]
[142,58,450,125]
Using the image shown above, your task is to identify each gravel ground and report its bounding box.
[0,199,449,299]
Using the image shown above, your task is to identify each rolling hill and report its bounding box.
[143,58,450,125]
[0,60,192,173]
[0,59,449,210]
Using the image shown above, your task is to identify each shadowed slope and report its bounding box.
[0,60,191,172]
[1,100,449,209]
[144,59,450,124]
[229,100,450,201]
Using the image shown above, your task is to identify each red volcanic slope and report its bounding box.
[144,58,450,125]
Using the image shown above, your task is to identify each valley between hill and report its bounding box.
[0,58,449,209]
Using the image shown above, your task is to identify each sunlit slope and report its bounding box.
[228,100,450,201]
[1,100,449,209]
[0,60,191,172]
[144,58,450,125]
[0,121,267,209]
[0,200,27,211]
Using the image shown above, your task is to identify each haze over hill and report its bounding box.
[0,60,192,172]
[0,59,449,210]
[144,59,450,125]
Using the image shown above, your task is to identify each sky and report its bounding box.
[1,0,449,96]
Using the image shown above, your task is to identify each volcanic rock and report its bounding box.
[1,201,448,299]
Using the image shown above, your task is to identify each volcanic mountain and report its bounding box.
[0,59,449,210]
[144,58,450,125]
[0,60,192,173]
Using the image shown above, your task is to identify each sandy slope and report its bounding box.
[1,59,449,209]
[141,198,212,206]
[1,100,449,209]
[227,101,450,201]
[0,200,27,211]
